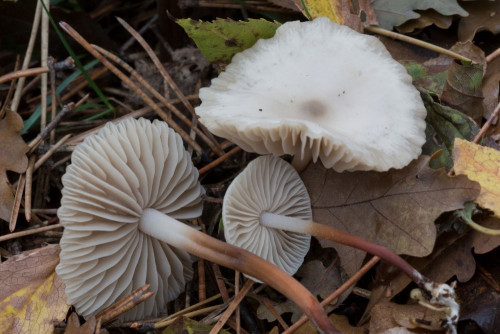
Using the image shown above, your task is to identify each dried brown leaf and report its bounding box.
[0,244,69,333]
[0,109,29,222]
[397,9,452,34]
[483,57,500,120]
[302,156,480,276]
[458,1,500,41]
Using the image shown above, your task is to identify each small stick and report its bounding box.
[364,26,473,63]
[24,156,36,221]
[0,223,63,242]
[34,134,72,171]
[261,297,289,330]
[0,58,21,118]
[40,0,50,133]
[92,44,223,155]
[58,21,203,154]
[284,256,380,333]
[235,272,241,334]
[21,208,58,214]
[152,304,223,328]
[119,14,158,54]
[0,67,49,85]
[60,67,108,102]
[9,174,26,232]
[11,0,43,111]
[209,279,254,334]
[212,263,231,302]
[486,47,500,63]
[95,317,102,334]
[96,284,153,323]
[199,147,241,175]
[48,56,58,143]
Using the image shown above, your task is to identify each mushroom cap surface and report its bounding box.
[196,17,427,172]
[56,118,204,320]
[223,155,311,277]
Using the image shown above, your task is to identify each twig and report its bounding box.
[0,57,21,118]
[115,17,223,155]
[96,284,154,323]
[9,174,26,232]
[58,21,203,154]
[486,47,500,63]
[151,304,223,329]
[209,279,254,334]
[11,0,43,112]
[365,26,473,63]
[92,44,222,155]
[40,0,50,133]
[34,134,72,171]
[0,67,49,85]
[235,272,241,334]
[212,263,231,302]
[24,156,36,222]
[199,147,241,175]
[48,56,58,143]
[261,297,289,330]
[119,14,158,55]
[0,223,62,242]
[284,256,380,333]
[473,101,500,143]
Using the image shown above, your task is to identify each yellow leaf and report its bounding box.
[453,138,500,217]
[303,0,344,23]
[0,245,69,333]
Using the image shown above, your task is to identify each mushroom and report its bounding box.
[56,118,338,333]
[196,17,426,172]
[223,155,459,332]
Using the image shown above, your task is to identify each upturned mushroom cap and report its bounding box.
[56,118,204,320]
[196,17,427,172]
[222,155,311,277]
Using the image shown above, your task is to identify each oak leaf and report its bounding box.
[0,109,29,222]
[458,1,500,41]
[452,138,500,217]
[0,244,69,333]
[302,156,480,276]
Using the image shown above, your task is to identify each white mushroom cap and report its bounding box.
[56,118,204,320]
[222,155,311,278]
[196,17,427,172]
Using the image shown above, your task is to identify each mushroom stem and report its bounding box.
[140,208,339,334]
[260,212,429,288]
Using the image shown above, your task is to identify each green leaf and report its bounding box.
[177,18,280,63]
[403,61,448,96]
[420,90,479,170]
[372,0,468,30]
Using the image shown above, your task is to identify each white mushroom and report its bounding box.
[223,155,311,277]
[196,17,426,172]
[56,118,338,333]
[223,155,459,333]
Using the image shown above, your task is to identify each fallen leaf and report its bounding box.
[0,244,69,333]
[370,301,444,333]
[293,0,378,31]
[397,9,452,33]
[257,260,347,323]
[294,313,366,334]
[302,156,480,276]
[161,316,231,334]
[452,138,500,216]
[64,313,108,334]
[371,0,467,30]
[0,109,29,222]
[421,90,480,170]
[176,18,280,63]
[441,61,484,122]
[458,1,500,41]
[482,56,500,120]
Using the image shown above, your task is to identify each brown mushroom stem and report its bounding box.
[260,212,428,289]
[140,208,339,334]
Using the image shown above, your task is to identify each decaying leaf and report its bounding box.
[64,313,108,334]
[161,316,230,334]
[458,1,500,41]
[452,138,500,217]
[294,313,366,334]
[371,0,467,30]
[482,56,500,120]
[397,9,452,33]
[257,260,347,323]
[176,18,280,63]
[421,90,480,170]
[370,301,444,333]
[0,109,29,222]
[293,0,378,31]
[302,156,480,276]
[0,244,69,333]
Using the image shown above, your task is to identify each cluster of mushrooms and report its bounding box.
[56,18,459,333]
